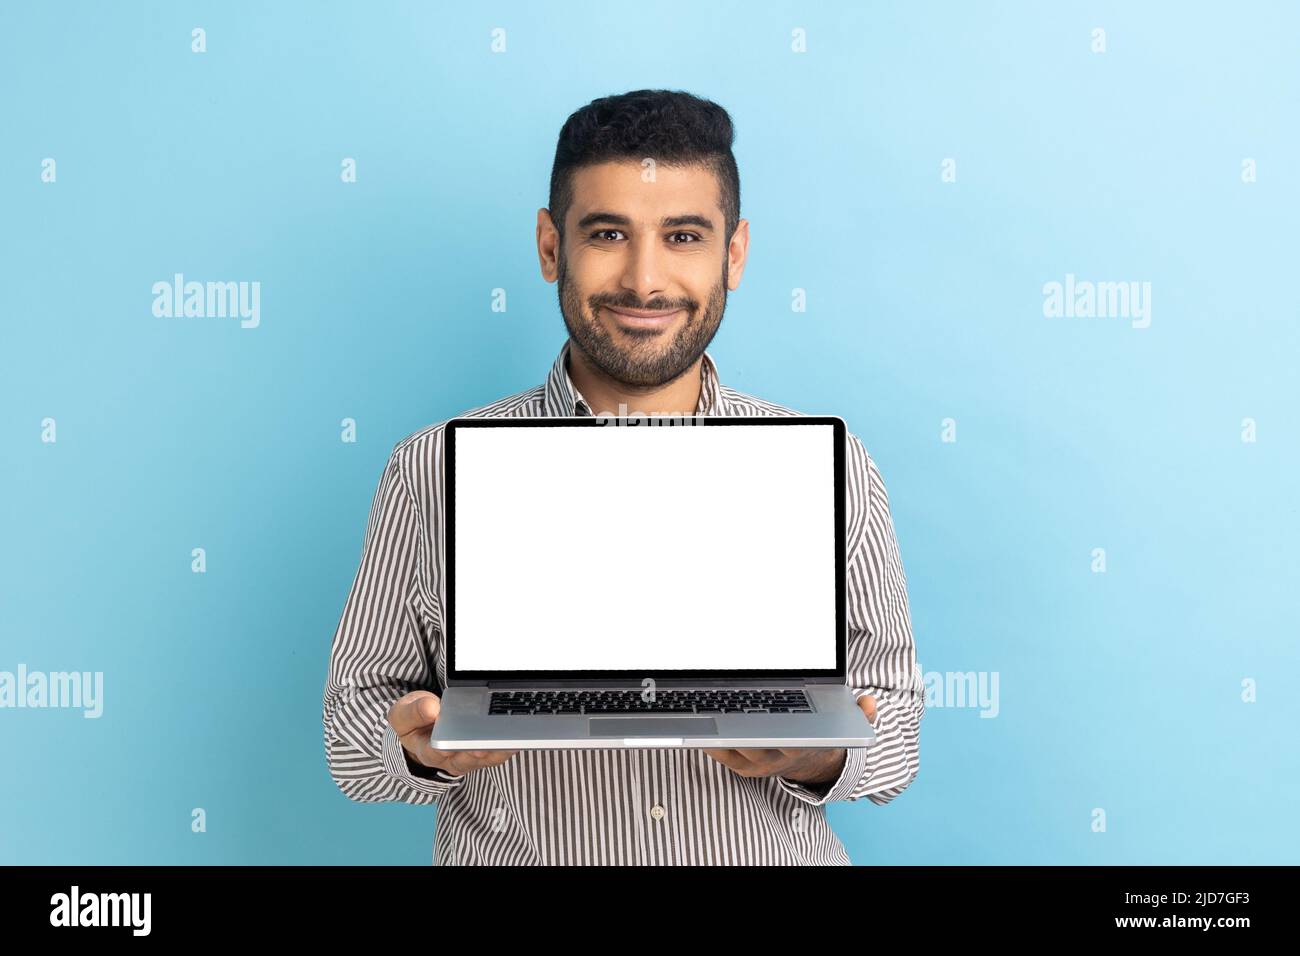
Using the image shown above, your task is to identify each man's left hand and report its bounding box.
[701,695,877,785]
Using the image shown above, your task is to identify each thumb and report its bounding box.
[857,694,877,723]
[389,691,441,735]
[416,694,441,726]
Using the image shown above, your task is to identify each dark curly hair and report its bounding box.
[548,89,740,247]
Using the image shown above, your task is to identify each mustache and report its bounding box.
[592,299,695,313]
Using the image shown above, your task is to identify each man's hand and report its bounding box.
[702,746,846,784]
[388,690,519,777]
[701,694,878,785]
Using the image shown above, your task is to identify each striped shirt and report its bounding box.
[322,340,924,865]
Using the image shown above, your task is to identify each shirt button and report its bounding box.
[649,804,665,821]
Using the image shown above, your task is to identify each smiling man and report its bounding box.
[323,89,924,865]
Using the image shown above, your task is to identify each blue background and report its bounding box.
[2,1,1296,864]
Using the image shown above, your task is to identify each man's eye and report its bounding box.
[591,230,700,243]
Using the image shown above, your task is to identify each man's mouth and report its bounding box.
[603,305,684,331]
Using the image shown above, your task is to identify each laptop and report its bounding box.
[428,414,875,752]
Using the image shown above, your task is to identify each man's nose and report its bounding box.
[620,237,671,303]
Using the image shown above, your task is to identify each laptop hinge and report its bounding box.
[459,676,842,688]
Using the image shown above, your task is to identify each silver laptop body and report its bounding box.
[429,414,874,752]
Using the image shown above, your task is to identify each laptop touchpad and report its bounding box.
[588,717,718,736]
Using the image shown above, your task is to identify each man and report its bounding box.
[323,89,923,865]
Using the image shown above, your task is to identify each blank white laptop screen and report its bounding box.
[452,423,837,672]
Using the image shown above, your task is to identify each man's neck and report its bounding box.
[566,341,704,416]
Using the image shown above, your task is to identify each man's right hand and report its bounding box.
[388,690,519,777]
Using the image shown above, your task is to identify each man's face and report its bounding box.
[542,160,746,388]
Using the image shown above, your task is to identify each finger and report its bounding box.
[777,748,827,759]
[736,748,783,765]
[702,749,754,775]
[409,742,459,770]
[438,751,474,775]
[389,692,440,736]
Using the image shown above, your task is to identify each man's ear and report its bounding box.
[537,208,561,282]
[726,218,750,291]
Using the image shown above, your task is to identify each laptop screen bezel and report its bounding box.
[443,415,847,686]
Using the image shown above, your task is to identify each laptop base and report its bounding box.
[428,684,875,751]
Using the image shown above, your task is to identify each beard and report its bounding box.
[557,250,728,389]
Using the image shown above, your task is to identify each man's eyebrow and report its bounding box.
[575,211,716,232]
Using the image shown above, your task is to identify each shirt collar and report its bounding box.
[543,339,724,417]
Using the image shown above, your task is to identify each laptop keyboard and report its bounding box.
[487,688,812,716]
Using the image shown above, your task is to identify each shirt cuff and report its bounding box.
[381,723,467,796]
[776,695,881,806]
[777,745,871,806]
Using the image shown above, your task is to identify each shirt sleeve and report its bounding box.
[322,443,465,804]
[777,434,924,807]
